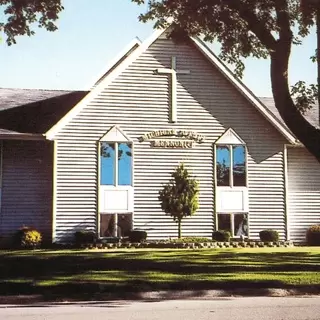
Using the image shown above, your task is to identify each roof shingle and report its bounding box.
[0,88,88,134]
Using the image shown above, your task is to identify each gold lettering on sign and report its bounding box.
[138,129,205,149]
[151,140,193,148]
[138,130,205,143]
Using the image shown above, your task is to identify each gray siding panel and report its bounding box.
[287,147,320,242]
[54,38,286,242]
[0,140,53,240]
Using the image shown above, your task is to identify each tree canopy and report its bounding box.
[0,0,63,45]
[133,0,320,161]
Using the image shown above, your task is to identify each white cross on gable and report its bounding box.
[155,56,190,123]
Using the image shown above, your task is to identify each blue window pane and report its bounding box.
[118,143,132,185]
[233,146,246,186]
[216,146,230,186]
[100,142,115,185]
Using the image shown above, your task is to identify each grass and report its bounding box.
[0,247,319,301]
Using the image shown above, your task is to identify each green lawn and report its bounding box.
[0,247,319,300]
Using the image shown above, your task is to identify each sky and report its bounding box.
[0,0,317,97]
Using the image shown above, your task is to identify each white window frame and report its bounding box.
[98,126,134,238]
[214,129,249,236]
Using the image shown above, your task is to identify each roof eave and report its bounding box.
[0,132,46,140]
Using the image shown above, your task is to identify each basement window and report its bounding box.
[218,213,248,237]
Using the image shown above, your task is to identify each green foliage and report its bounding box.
[0,0,64,45]
[291,81,318,114]
[128,230,147,243]
[306,225,320,246]
[13,226,42,249]
[212,230,231,242]
[74,230,96,246]
[132,0,314,78]
[158,163,199,238]
[170,237,213,243]
[259,229,279,242]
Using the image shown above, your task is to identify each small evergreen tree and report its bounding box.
[158,163,199,238]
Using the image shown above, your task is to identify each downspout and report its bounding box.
[0,141,3,221]
[283,144,290,241]
[52,140,57,243]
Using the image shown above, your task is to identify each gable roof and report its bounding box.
[1,28,317,143]
[44,26,298,143]
[0,88,88,135]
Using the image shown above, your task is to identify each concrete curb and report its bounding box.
[0,287,319,306]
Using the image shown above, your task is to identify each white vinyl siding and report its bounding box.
[53,37,287,242]
[0,140,53,240]
[287,147,320,243]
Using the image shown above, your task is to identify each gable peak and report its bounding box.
[215,128,245,145]
[100,125,131,142]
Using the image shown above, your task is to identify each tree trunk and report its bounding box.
[317,4,320,124]
[270,41,320,162]
[178,219,182,239]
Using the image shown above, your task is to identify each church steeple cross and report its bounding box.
[155,56,190,123]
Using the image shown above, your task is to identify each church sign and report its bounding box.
[138,129,205,149]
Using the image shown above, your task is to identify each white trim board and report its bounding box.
[86,37,142,90]
[191,36,297,144]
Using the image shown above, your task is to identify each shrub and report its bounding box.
[259,229,279,242]
[74,230,96,246]
[13,226,42,249]
[212,230,231,242]
[306,225,320,246]
[170,237,213,243]
[128,230,147,243]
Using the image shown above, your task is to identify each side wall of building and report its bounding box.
[53,37,287,242]
[0,140,53,242]
[287,147,320,243]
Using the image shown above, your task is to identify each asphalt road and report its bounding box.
[0,297,320,320]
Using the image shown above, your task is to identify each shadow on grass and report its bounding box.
[0,249,319,302]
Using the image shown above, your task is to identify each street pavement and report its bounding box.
[0,296,320,320]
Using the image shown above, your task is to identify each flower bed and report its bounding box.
[79,240,294,250]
